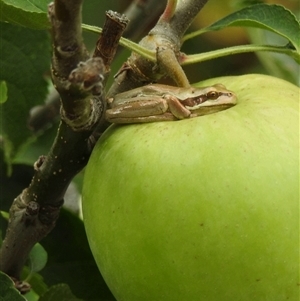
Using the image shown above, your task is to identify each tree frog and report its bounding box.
[106,84,237,123]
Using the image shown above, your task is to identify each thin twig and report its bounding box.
[93,11,129,77]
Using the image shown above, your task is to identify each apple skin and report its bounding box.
[82,74,299,301]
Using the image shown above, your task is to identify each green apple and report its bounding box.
[82,74,299,301]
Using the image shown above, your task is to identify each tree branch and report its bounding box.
[107,0,209,96]
[167,0,209,39]
[26,0,165,133]
[0,0,110,281]
[122,0,167,41]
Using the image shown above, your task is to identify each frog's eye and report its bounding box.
[207,91,219,100]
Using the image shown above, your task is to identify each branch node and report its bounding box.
[58,57,106,131]
[11,277,31,295]
[34,155,46,171]
[26,201,40,217]
[39,202,62,225]
[57,45,79,57]
[68,58,105,95]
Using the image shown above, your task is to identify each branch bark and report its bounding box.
[0,0,127,282]
[27,0,165,133]
[93,10,129,70]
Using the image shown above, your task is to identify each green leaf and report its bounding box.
[28,243,48,274]
[0,22,51,165]
[39,284,83,301]
[0,0,49,29]
[0,210,9,220]
[40,208,116,300]
[0,81,8,103]
[21,266,48,297]
[248,28,300,85]
[184,4,300,53]
[14,124,59,166]
[23,289,40,301]
[0,210,8,248]
[0,271,27,301]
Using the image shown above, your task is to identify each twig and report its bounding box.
[167,0,209,39]
[93,11,129,78]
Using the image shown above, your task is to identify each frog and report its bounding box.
[105,83,237,123]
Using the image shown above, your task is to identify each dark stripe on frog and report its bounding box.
[180,95,208,106]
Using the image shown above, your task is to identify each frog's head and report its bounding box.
[182,84,237,116]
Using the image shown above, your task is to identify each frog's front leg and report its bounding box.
[105,96,177,123]
[164,94,191,119]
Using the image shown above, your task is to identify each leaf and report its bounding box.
[0,22,51,165]
[0,81,8,103]
[185,4,300,53]
[14,124,59,166]
[0,271,27,301]
[40,208,116,300]
[28,243,48,274]
[0,0,49,29]
[0,211,9,220]
[39,283,83,301]
[0,210,8,248]
[21,266,48,297]
[23,289,40,301]
[247,28,300,85]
